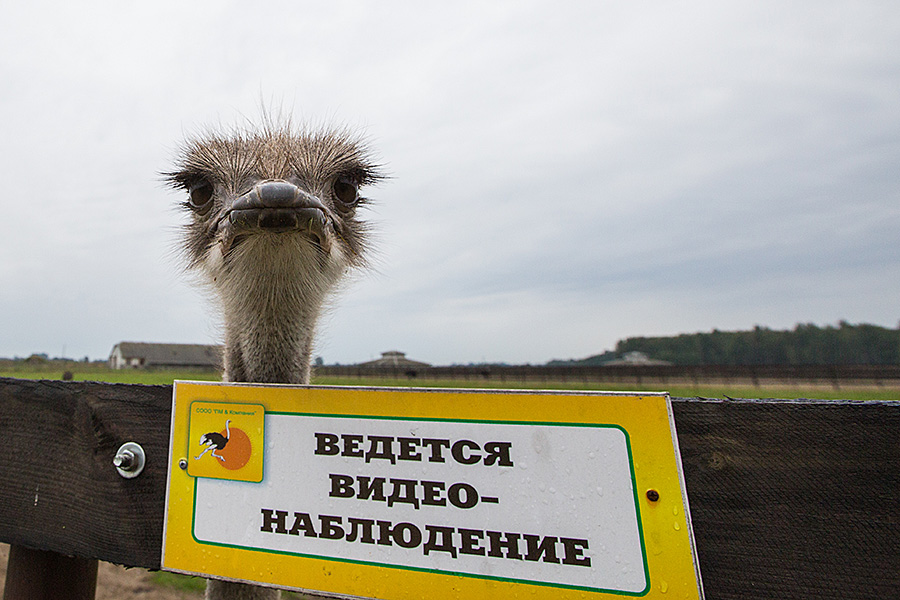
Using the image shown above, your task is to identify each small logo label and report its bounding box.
[188,401,265,482]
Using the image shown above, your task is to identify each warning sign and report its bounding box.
[162,383,703,599]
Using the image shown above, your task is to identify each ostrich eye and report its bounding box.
[333,176,359,209]
[188,180,214,212]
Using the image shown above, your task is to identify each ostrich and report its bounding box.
[167,119,383,600]
[195,419,231,462]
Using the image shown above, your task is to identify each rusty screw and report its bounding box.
[646,489,660,502]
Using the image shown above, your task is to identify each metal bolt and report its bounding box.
[113,450,135,470]
[178,458,188,470]
[646,489,660,502]
[113,442,146,479]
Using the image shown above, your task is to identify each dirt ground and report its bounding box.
[0,544,201,599]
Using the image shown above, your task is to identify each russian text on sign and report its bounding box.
[315,432,514,467]
[259,509,592,567]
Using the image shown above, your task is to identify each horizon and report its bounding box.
[5,318,896,364]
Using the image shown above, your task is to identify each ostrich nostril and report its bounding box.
[255,181,300,207]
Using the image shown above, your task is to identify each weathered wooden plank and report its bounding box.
[0,378,897,599]
[673,399,900,600]
[0,377,170,567]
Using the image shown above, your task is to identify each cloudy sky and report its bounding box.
[1,1,898,365]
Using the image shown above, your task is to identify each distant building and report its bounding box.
[356,351,431,369]
[603,351,672,366]
[108,342,222,370]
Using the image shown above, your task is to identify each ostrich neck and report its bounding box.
[206,579,280,600]
[222,293,319,384]
[216,286,324,599]
[213,236,347,385]
[217,250,337,384]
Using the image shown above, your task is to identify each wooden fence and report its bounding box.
[316,364,900,388]
[0,376,897,599]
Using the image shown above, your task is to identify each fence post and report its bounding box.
[4,545,97,600]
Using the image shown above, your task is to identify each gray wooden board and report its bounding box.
[0,377,897,599]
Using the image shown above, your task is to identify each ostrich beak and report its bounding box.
[218,180,333,250]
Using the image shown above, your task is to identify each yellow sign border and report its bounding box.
[163,382,703,599]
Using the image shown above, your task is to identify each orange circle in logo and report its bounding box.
[217,427,252,470]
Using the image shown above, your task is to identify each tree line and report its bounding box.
[548,322,900,367]
[612,322,900,366]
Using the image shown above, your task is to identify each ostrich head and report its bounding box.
[166,121,383,384]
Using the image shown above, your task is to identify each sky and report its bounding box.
[0,1,898,365]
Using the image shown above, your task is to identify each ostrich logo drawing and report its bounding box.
[191,417,254,471]
[195,419,231,462]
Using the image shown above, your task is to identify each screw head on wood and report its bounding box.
[113,442,146,479]
[113,450,135,470]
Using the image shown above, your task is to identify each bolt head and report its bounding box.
[113,450,136,470]
[113,442,146,479]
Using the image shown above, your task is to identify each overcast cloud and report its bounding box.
[0,1,897,365]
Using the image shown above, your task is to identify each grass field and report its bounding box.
[2,362,898,401]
